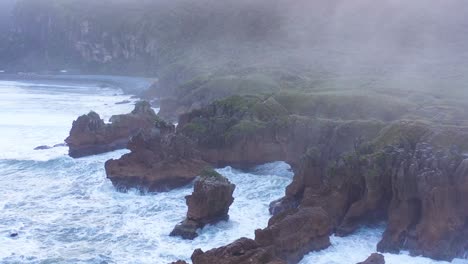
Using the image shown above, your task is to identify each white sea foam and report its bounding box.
[0,80,136,160]
[300,225,466,264]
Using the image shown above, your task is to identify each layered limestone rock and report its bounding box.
[65,101,162,158]
[170,169,235,239]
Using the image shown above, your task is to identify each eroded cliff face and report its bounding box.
[274,122,468,261]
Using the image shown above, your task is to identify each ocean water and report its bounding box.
[0,79,465,264]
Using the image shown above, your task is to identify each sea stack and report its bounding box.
[170,168,235,239]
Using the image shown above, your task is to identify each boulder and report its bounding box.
[66,101,163,158]
[34,145,52,150]
[357,253,385,264]
[170,169,235,239]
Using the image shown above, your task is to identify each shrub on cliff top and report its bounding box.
[200,167,223,179]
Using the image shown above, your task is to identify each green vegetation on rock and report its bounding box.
[200,167,224,180]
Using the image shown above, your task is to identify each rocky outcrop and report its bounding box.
[271,122,468,261]
[170,169,235,239]
[66,101,162,158]
[357,253,385,264]
[192,207,331,264]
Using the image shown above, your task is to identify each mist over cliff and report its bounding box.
[1,0,468,95]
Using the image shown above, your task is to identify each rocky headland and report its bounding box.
[65,101,166,158]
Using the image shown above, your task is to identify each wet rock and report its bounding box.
[66,101,164,158]
[170,169,235,239]
[191,237,285,264]
[115,100,131,105]
[34,145,52,150]
[170,219,201,240]
[269,197,299,216]
[357,253,385,264]
[35,143,67,150]
[170,261,188,264]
